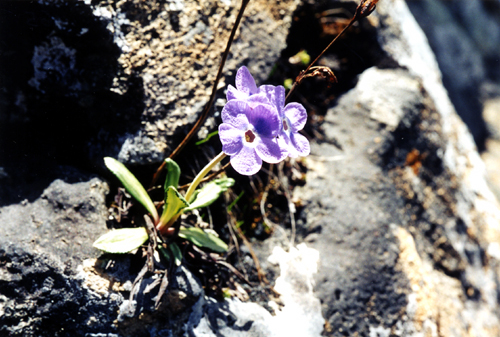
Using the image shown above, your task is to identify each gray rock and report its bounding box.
[0,178,109,268]
[189,297,274,337]
[171,265,204,299]
[287,0,500,335]
[187,244,323,337]
[405,0,498,149]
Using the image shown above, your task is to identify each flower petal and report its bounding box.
[221,100,250,127]
[255,136,288,163]
[246,103,281,138]
[259,85,285,115]
[227,85,248,101]
[219,124,244,156]
[230,146,262,175]
[289,132,310,157]
[283,103,307,131]
[235,66,258,96]
[246,93,271,105]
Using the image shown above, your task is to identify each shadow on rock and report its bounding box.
[0,1,143,206]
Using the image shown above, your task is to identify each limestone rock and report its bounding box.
[291,0,500,335]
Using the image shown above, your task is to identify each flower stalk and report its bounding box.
[185,152,227,201]
[163,152,227,229]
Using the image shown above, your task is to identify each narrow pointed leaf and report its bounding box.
[185,178,235,211]
[93,227,149,254]
[104,157,158,222]
[159,186,190,225]
[164,158,181,190]
[169,242,183,266]
[179,227,228,253]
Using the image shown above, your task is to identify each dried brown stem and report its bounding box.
[285,0,378,103]
[228,210,269,285]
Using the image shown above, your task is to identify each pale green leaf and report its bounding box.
[179,227,228,253]
[104,157,158,222]
[185,178,235,211]
[93,227,149,254]
[159,186,190,225]
[164,158,181,190]
[169,242,183,266]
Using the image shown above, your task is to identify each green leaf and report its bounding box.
[179,227,228,253]
[159,186,190,225]
[93,227,149,254]
[185,178,235,211]
[227,190,244,212]
[104,157,158,222]
[195,130,219,146]
[169,242,183,266]
[164,158,181,189]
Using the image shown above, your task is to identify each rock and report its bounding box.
[289,0,500,335]
[406,0,500,149]
[0,178,109,268]
[188,297,274,337]
[188,243,323,337]
[0,0,301,172]
[0,246,123,336]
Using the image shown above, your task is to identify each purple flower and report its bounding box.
[219,95,288,175]
[260,85,310,158]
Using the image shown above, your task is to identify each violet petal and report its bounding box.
[246,104,281,138]
[246,93,271,105]
[283,103,307,131]
[235,66,259,96]
[290,132,310,157]
[219,124,244,155]
[256,137,288,163]
[260,85,285,115]
[227,85,248,101]
[230,146,262,175]
[221,100,250,127]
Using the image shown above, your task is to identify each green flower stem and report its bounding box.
[186,152,227,201]
[163,152,227,230]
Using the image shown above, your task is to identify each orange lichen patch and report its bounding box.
[80,258,126,295]
[405,149,426,175]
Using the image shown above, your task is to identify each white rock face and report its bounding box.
[190,243,323,337]
[267,244,323,337]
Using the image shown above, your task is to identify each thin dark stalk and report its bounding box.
[285,0,379,102]
[151,0,250,187]
[285,18,355,103]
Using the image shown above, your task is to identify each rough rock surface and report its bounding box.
[0,178,122,336]
[90,0,301,164]
[0,178,109,268]
[0,0,299,206]
[290,0,500,335]
[406,0,500,150]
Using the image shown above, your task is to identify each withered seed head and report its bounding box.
[355,0,379,19]
[304,66,338,84]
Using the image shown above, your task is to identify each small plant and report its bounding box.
[92,0,379,305]
[94,156,232,254]
[93,66,310,256]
